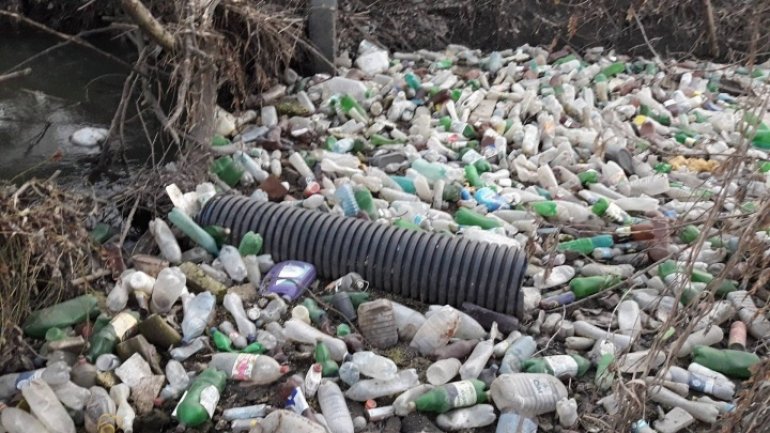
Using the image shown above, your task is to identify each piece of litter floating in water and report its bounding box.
[70,127,109,147]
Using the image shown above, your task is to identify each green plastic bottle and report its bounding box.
[238,231,263,256]
[210,156,244,187]
[404,73,421,90]
[173,368,227,427]
[654,162,672,173]
[570,276,620,299]
[411,159,448,183]
[753,123,770,150]
[464,165,484,188]
[557,235,614,255]
[354,188,377,220]
[473,158,492,174]
[370,134,403,146]
[319,292,370,310]
[578,169,600,185]
[390,176,417,194]
[601,62,626,77]
[242,342,266,354]
[22,294,99,338]
[594,353,614,390]
[691,346,760,379]
[339,94,368,121]
[521,354,591,378]
[168,207,219,254]
[679,225,700,243]
[88,311,140,360]
[210,327,233,352]
[314,341,339,377]
[531,201,558,218]
[211,135,230,147]
[204,225,229,248]
[412,380,487,413]
[336,324,351,337]
[454,208,501,229]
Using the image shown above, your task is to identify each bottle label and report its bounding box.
[688,374,714,394]
[15,369,44,390]
[447,381,478,408]
[231,354,259,381]
[545,355,578,378]
[286,387,309,414]
[111,312,139,338]
[199,385,220,418]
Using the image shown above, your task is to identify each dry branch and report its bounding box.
[121,0,176,52]
[0,67,31,84]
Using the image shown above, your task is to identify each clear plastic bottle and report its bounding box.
[149,218,182,263]
[110,384,135,433]
[209,353,287,384]
[258,295,287,325]
[224,293,257,341]
[339,362,361,386]
[489,373,568,416]
[335,183,360,217]
[169,336,208,362]
[459,339,494,380]
[348,351,398,380]
[21,379,75,433]
[218,245,247,282]
[159,360,191,403]
[617,300,641,337]
[282,319,348,361]
[344,369,420,402]
[40,361,71,386]
[219,321,248,349]
[222,404,269,421]
[499,336,537,374]
[85,386,116,433]
[181,291,215,343]
[393,384,434,416]
[1,407,50,433]
[426,305,487,340]
[304,363,323,397]
[318,381,354,433]
[436,404,497,431]
[390,301,426,341]
[243,255,262,285]
[150,267,186,314]
[257,409,327,433]
[106,272,130,313]
[427,358,462,385]
[51,380,91,411]
[410,306,461,355]
[495,411,538,433]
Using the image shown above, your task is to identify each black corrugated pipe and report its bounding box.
[197,195,528,318]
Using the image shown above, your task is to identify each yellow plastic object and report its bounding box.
[668,155,719,173]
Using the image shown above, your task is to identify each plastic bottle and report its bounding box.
[159,360,190,403]
[490,373,569,415]
[459,338,494,380]
[427,358,462,385]
[349,351,398,380]
[238,231,263,256]
[106,277,129,313]
[392,384,434,416]
[149,218,182,263]
[691,346,759,379]
[84,386,116,433]
[168,207,219,254]
[499,336,537,374]
[21,379,76,433]
[283,319,348,361]
[314,341,340,377]
[170,336,208,361]
[150,267,186,314]
[410,306,461,355]
[318,381,354,433]
[663,366,734,400]
[218,245,247,282]
[557,234,614,254]
[288,152,320,196]
[173,368,227,427]
[1,407,51,433]
[676,325,723,357]
[344,369,420,401]
[727,291,770,339]
[495,411,538,433]
[436,404,497,431]
[390,301,426,340]
[256,409,326,433]
[556,398,578,427]
[22,294,99,338]
[339,362,360,386]
[304,363,323,398]
[335,183,360,217]
[454,207,502,229]
[219,321,247,349]
[243,255,262,285]
[617,300,641,337]
[426,305,487,340]
[570,275,620,299]
[522,354,590,378]
[411,379,487,413]
[88,311,139,360]
[181,291,215,343]
[51,380,91,411]
[222,404,269,421]
[209,353,287,384]
[223,293,257,341]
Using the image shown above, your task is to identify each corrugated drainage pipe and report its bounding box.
[197,195,528,318]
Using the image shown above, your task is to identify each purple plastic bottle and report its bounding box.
[260,261,317,301]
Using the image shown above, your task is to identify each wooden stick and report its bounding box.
[121,0,176,52]
[71,269,112,285]
[702,0,720,58]
[0,67,31,84]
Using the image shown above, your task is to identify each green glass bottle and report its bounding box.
[464,165,484,188]
[570,276,620,299]
[412,380,487,413]
[679,225,700,243]
[22,294,99,338]
[242,341,266,354]
[557,235,614,255]
[210,156,244,187]
[521,354,591,378]
[238,231,263,256]
[88,311,140,360]
[454,208,501,229]
[691,346,760,379]
[173,368,227,427]
[210,327,233,352]
[314,341,339,377]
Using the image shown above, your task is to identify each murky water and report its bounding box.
[0,31,153,183]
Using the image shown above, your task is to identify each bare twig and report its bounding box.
[0,67,31,84]
[121,0,176,51]
[702,0,720,58]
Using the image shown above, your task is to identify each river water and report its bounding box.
[0,31,152,183]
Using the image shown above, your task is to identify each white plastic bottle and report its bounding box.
[426,359,462,386]
[149,218,182,263]
[617,300,641,337]
[243,255,262,285]
[348,351,398,380]
[224,293,257,341]
[1,407,51,433]
[169,336,208,361]
[676,325,723,357]
[159,360,191,403]
[344,369,420,402]
[459,339,494,380]
[222,404,269,421]
[410,306,461,355]
[499,336,537,374]
[220,321,248,349]
[490,374,568,415]
[181,291,215,343]
[106,272,130,312]
[436,404,497,431]
[556,398,578,427]
[390,301,426,341]
[426,305,486,340]
[304,364,322,398]
[209,353,287,384]
[318,381,354,433]
[282,319,348,361]
[150,267,186,314]
[51,380,91,411]
[85,386,116,433]
[21,379,75,433]
[110,384,135,433]
[257,409,326,433]
[393,384,434,416]
[218,245,247,282]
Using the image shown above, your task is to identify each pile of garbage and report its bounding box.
[2,41,770,433]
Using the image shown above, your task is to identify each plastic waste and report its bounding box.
[209,353,287,384]
[318,381,354,433]
[21,379,76,433]
[490,374,569,415]
[436,404,497,430]
[224,293,257,341]
[150,267,186,314]
[149,218,182,263]
[84,386,116,433]
[173,368,227,427]
[411,379,487,413]
[182,291,215,343]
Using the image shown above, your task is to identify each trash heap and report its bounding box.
[2,41,770,433]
